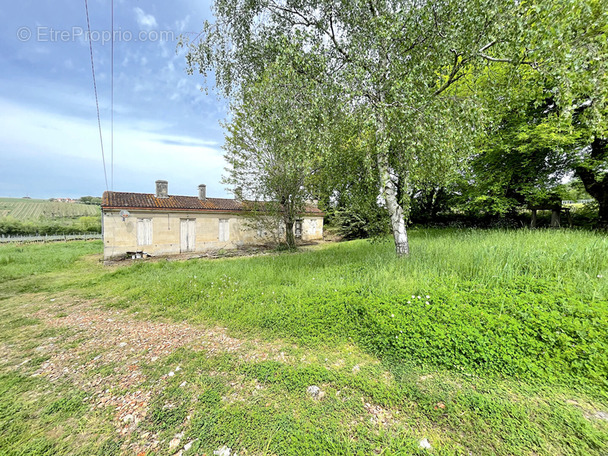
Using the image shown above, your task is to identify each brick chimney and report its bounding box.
[198,184,207,201]
[155,180,168,198]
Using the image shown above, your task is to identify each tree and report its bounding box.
[522,0,608,226]
[432,0,608,228]
[79,196,102,205]
[222,57,326,249]
[461,94,576,221]
[184,0,537,255]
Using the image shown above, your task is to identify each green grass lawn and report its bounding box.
[0,229,607,455]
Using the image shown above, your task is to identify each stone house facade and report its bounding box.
[101,181,324,259]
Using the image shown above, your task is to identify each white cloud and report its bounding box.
[134,7,158,29]
[0,98,227,197]
[175,15,190,32]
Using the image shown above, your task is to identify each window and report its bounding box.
[307,219,317,235]
[219,219,230,242]
[137,218,152,246]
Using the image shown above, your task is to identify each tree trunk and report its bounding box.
[377,150,409,256]
[530,209,537,229]
[550,209,561,228]
[565,208,573,228]
[598,198,608,229]
[574,138,608,229]
[284,219,296,250]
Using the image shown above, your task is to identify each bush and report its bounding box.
[330,207,390,239]
[0,216,101,236]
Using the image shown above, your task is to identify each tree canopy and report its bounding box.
[222,55,329,248]
[184,0,608,249]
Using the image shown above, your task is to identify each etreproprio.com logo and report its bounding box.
[17,26,176,44]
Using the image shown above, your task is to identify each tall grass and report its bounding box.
[0,241,102,282]
[93,229,608,386]
[2,230,607,455]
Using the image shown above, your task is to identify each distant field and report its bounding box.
[0,197,99,221]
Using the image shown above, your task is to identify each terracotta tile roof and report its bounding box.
[101,191,323,215]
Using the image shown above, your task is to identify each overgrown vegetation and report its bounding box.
[1,231,607,455]
[96,229,608,387]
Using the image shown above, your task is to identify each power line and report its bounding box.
[111,0,114,191]
[84,0,109,192]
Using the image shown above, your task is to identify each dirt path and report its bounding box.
[26,299,292,454]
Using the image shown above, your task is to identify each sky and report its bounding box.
[0,0,231,199]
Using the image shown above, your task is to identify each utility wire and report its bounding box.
[84,0,109,192]
[111,0,114,190]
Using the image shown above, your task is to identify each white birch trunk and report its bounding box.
[377,150,409,256]
[374,77,409,256]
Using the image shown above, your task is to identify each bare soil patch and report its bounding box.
[25,299,292,451]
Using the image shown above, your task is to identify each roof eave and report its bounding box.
[101,206,323,216]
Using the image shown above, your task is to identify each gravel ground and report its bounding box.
[22,299,292,454]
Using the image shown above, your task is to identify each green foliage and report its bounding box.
[147,388,189,431]
[42,394,87,417]
[185,0,563,254]
[77,216,101,233]
[78,196,102,205]
[0,197,99,220]
[461,93,576,215]
[330,206,390,240]
[0,215,101,236]
[354,280,608,384]
[2,232,608,455]
[222,57,328,249]
[0,241,101,282]
[91,229,608,386]
[0,373,99,456]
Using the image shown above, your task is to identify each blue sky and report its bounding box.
[0,0,231,199]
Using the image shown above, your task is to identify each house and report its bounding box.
[101,180,324,260]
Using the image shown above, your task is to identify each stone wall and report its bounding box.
[102,210,323,259]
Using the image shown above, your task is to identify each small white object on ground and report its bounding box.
[169,433,183,450]
[213,445,232,456]
[183,439,198,451]
[306,385,325,400]
[419,438,432,449]
[595,411,608,421]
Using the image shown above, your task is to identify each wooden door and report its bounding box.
[219,219,229,242]
[180,219,196,252]
[137,218,152,246]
